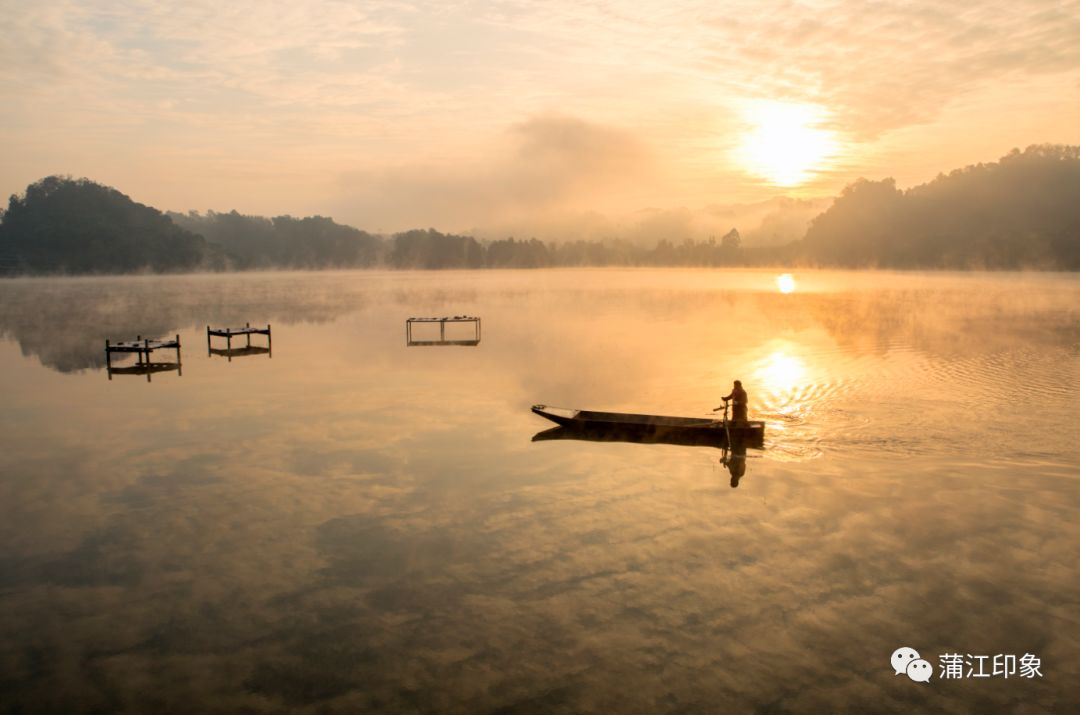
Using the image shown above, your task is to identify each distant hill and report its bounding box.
[3,147,1079,274]
[802,145,1080,269]
[0,176,223,274]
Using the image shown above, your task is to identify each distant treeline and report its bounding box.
[801,145,1080,269]
[0,178,774,273]
[168,213,762,269]
[1,144,1078,274]
[169,211,383,269]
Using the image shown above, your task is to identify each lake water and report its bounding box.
[0,269,1077,713]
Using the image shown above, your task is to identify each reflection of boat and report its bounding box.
[531,404,765,444]
[531,418,759,488]
[533,425,735,448]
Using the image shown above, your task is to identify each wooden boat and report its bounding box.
[531,404,765,443]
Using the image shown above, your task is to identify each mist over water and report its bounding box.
[0,269,1077,713]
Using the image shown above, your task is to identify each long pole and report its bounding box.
[723,401,732,450]
[144,337,151,382]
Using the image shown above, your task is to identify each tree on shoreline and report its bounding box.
[0,177,222,274]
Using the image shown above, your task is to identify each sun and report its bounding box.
[776,273,796,293]
[735,101,838,187]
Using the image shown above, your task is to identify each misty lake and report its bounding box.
[0,269,1077,714]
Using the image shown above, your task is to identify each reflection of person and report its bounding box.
[724,441,747,487]
[726,456,746,487]
[721,380,748,421]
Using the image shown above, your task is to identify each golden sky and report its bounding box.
[2,1,1078,238]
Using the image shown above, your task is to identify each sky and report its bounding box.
[1,0,1079,240]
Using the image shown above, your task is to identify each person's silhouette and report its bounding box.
[721,380,748,421]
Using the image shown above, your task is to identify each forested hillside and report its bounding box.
[0,177,222,274]
[802,145,1080,268]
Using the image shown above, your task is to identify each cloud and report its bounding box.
[335,114,657,232]
[795,3,1075,137]
[332,114,833,240]
[482,1,1080,139]
[0,1,409,137]
[5,1,1078,142]
[2,1,1078,225]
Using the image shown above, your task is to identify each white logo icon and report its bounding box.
[907,658,933,683]
[891,646,921,676]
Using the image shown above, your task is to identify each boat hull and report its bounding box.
[531,404,765,445]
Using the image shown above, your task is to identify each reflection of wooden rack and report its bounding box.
[107,362,182,382]
[105,335,182,382]
[406,316,481,346]
[208,346,271,361]
[207,323,272,360]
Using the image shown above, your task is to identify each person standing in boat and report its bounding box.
[719,380,748,421]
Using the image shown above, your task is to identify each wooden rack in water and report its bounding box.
[406,316,481,346]
[207,323,272,360]
[104,335,182,382]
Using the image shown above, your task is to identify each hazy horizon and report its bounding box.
[3,1,1078,239]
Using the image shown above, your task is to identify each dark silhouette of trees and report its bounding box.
[5,146,1080,276]
[170,210,381,269]
[273,216,381,268]
[0,176,222,274]
[802,145,1080,268]
[632,230,744,266]
[389,229,484,269]
[486,237,551,267]
[801,178,905,266]
[170,210,275,269]
[551,239,615,266]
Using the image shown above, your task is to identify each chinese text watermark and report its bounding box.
[892,646,1043,683]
